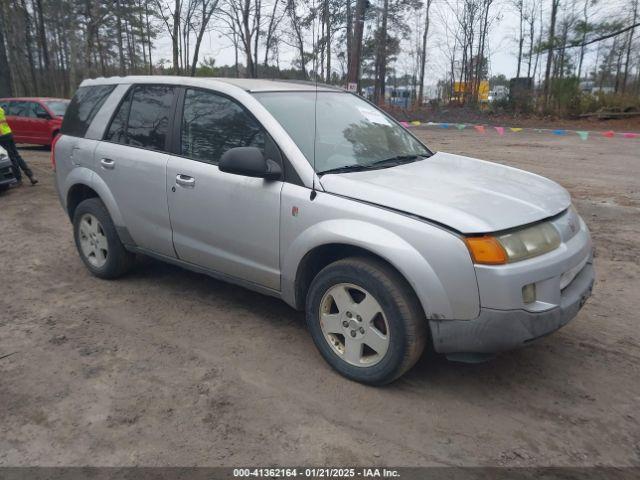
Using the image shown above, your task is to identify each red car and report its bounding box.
[0,97,70,147]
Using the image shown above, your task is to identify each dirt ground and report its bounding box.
[1,129,639,467]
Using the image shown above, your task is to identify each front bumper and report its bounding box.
[430,259,594,354]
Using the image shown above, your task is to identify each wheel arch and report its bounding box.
[63,170,125,227]
[66,183,99,220]
[293,243,419,311]
[282,219,452,319]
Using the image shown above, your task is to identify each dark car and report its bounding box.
[0,145,18,190]
[0,97,70,147]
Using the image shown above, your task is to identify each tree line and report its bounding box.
[0,0,638,114]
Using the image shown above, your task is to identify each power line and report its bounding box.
[539,22,640,52]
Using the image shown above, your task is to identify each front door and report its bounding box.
[166,88,282,290]
[28,102,52,144]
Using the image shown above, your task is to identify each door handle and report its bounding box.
[100,158,115,170]
[176,174,195,188]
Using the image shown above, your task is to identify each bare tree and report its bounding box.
[323,0,332,82]
[190,0,220,75]
[155,0,183,74]
[373,0,390,104]
[514,0,524,77]
[286,0,307,78]
[263,0,283,67]
[621,0,638,92]
[525,0,539,78]
[418,0,433,104]
[346,0,367,89]
[543,0,560,107]
[219,0,261,77]
[0,10,12,96]
[576,0,594,79]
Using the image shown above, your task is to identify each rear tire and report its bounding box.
[73,198,135,279]
[306,256,427,385]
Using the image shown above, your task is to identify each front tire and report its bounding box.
[306,257,427,385]
[73,198,135,279]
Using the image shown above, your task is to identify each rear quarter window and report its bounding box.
[61,85,115,138]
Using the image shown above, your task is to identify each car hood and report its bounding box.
[319,152,571,234]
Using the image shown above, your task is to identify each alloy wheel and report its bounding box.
[319,283,390,367]
[78,213,108,268]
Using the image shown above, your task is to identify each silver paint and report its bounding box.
[55,76,595,357]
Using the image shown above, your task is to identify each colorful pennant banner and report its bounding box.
[398,120,639,140]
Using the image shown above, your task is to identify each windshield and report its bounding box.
[43,100,70,117]
[253,91,430,174]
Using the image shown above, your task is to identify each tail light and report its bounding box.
[50,133,61,171]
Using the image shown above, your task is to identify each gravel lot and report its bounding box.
[1,129,639,467]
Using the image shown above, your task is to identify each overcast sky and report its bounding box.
[152,0,630,85]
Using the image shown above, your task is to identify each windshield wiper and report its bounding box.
[318,154,428,176]
[318,164,379,176]
[369,154,427,168]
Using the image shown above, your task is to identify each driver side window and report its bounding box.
[181,89,265,164]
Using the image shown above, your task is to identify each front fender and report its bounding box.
[281,219,452,319]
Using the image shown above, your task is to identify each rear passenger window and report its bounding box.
[8,101,29,116]
[105,85,174,151]
[126,85,175,151]
[61,85,115,137]
[181,89,265,164]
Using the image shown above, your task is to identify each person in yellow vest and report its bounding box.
[0,106,38,185]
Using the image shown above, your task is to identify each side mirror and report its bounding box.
[36,111,51,120]
[218,147,282,180]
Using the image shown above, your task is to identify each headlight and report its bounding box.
[496,222,560,262]
[465,221,561,265]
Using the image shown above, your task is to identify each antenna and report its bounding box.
[310,0,319,200]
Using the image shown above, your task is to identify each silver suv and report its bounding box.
[54,77,594,384]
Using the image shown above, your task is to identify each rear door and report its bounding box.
[166,88,282,289]
[94,84,176,258]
